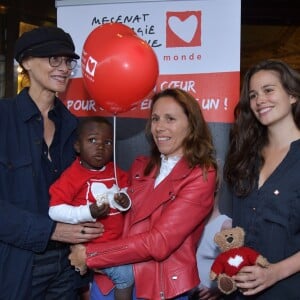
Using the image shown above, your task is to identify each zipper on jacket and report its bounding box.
[159,261,165,300]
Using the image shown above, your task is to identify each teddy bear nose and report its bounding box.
[227,237,234,243]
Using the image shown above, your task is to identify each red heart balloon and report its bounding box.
[81,23,159,114]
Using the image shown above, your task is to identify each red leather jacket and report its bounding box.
[87,156,216,300]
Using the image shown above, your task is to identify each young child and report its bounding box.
[49,116,134,300]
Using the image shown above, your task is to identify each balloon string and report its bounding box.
[113,115,120,193]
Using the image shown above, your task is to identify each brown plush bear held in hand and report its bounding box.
[210,226,269,295]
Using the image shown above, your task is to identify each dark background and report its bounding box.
[1,0,299,25]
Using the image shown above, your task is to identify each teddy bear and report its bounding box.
[210,226,269,295]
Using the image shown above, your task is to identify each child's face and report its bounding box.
[75,121,113,169]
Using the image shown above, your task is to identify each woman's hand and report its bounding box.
[69,244,88,275]
[233,264,279,295]
[51,221,104,244]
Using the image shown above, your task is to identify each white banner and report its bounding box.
[56,0,241,122]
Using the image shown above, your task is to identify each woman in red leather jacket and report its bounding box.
[69,88,217,300]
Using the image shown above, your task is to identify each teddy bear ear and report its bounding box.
[214,232,222,245]
[236,227,245,237]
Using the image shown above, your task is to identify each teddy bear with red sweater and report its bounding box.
[210,226,269,295]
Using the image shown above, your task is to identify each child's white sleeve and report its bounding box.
[49,204,96,224]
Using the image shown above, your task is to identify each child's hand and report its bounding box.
[114,193,130,209]
[89,202,110,219]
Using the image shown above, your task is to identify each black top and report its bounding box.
[231,139,300,299]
